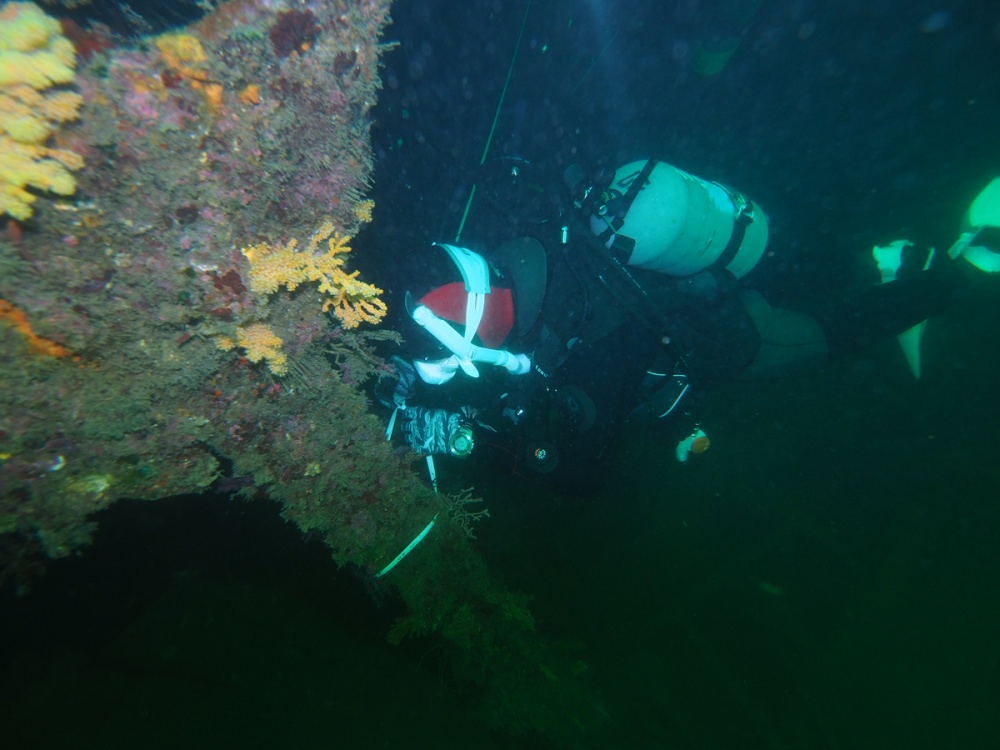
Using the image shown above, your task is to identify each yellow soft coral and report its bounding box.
[353,198,374,223]
[0,1,84,220]
[154,34,208,81]
[236,322,287,376]
[241,221,387,329]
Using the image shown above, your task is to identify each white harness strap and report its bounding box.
[409,244,531,383]
[465,291,486,345]
[434,243,491,377]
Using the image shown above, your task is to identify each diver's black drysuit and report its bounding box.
[397,215,973,495]
[382,157,982,495]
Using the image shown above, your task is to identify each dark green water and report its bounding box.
[3,295,998,749]
[4,0,1000,747]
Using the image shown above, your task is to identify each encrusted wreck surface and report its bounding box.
[2,0,419,569]
[0,1,601,739]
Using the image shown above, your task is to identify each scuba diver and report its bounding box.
[378,158,1000,494]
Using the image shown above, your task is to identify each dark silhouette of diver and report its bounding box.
[378,158,1000,493]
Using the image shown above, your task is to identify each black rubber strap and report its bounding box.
[617,158,658,222]
[713,187,753,271]
[596,158,658,250]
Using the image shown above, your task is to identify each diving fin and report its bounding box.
[873,240,933,379]
[949,177,1000,273]
[968,177,1000,228]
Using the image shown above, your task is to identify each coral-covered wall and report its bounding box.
[0,0,429,567]
[0,3,602,738]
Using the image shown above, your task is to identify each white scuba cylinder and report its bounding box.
[590,160,769,278]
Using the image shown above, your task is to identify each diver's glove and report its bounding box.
[400,407,474,457]
[949,228,1000,273]
[675,427,710,463]
[378,356,419,409]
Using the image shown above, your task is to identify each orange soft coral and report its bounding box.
[0,299,70,357]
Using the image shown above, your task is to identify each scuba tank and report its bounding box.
[571,159,769,279]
